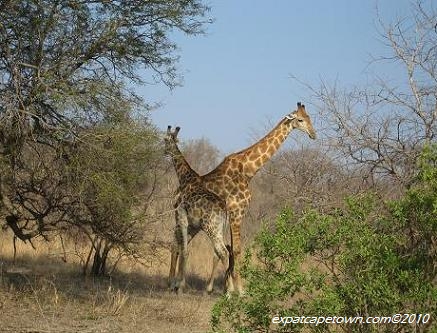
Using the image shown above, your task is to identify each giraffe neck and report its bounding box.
[168,141,198,187]
[235,117,294,179]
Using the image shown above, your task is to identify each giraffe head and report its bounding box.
[164,125,181,155]
[285,102,316,139]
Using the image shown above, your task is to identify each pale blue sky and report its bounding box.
[142,0,413,153]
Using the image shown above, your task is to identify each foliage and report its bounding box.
[64,119,162,275]
[0,114,163,274]
[0,0,211,155]
[0,0,210,255]
[212,145,437,333]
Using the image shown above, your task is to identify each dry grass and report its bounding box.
[0,231,226,333]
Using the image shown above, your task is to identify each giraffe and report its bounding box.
[199,102,316,294]
[164,126,231,294]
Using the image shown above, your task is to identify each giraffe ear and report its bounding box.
[285,113,296,121]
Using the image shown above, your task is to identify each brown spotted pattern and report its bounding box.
[199,102,316,294]
[164,126,231,294]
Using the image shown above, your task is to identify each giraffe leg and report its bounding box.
[229,217,244,295]
[168,240,179,288]
[224,244,234,295]
[176,228,188,294]
[205,213,229,294]
[173,207,189,294]
[214,241,230,293]
[169,224,183,292]
[206,254,220,294]
[169,207,182,291]
[186,225,199,246]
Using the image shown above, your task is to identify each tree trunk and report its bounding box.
[88,237,112,276]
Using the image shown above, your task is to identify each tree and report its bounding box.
[63,120,163,275]
[0,0,210,141]
[296,0,437,187]
[181,137,221,175]
[0,0,211,247]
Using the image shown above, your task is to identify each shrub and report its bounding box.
[212,145,437,333]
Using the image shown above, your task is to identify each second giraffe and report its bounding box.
[164,126,231,294]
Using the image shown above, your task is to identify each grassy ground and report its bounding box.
[0,232,224,333]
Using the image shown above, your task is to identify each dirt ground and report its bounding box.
[0,235,224,333]
[0,266,221,333]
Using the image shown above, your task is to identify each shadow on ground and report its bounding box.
[0,254,227,299]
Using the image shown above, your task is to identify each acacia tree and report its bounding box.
[0,0,211,259]
[297,0,437,188]
[63,121,163,275]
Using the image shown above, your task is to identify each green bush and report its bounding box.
[212,145,437,333]
[65,119,162,275]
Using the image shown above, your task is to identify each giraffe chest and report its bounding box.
[179,191,224,225]
[177,184,223,209]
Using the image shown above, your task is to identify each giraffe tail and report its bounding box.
[225,244,234,278]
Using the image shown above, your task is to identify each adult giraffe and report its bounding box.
[164,126,231,294]
[200,102,316,294]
